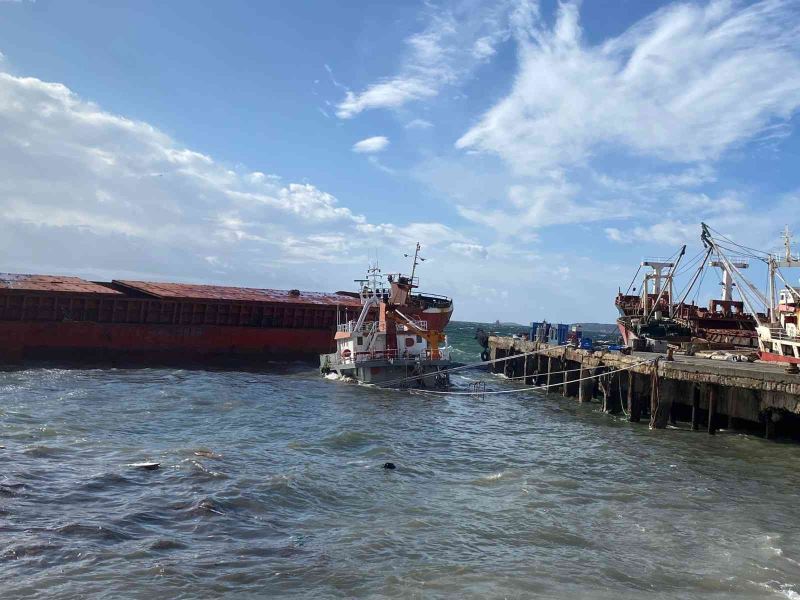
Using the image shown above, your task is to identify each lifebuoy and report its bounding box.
[341,348,352,358]
[480,349,490,361]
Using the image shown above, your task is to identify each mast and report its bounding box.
[643,246,684,321]
[408,242,422,284]
[770,226,799,322]
[769,256,777,323]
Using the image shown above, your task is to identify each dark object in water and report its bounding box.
[383,462,396,470]
[128,462,160,470]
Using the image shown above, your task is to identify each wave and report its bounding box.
[321,430,379,449]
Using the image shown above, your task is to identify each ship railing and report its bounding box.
[332,346,449,366]
[413,292,451,300]
[336,320,386,334]
[387,274,419,288]
[396,320,428,332]
[354,349,399,362]
[766,327,799,341]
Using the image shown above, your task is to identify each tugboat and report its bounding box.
[320,249,453,387]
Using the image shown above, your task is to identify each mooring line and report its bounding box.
[493,363,586,382]
[408,359,657,397]
[373,347,551,389]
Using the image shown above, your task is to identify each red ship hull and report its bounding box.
[0,321,337,364]
[0,273,453,366]
[758,351,800,365]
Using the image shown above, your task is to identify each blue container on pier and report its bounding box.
[548,324,568,345]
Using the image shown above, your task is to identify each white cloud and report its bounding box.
[352,135,390,154]
[405,118,433,129]
[0,68,419,283]
[630,221,697,246]
[456,180,630,235]
[605,227,625,243]
[457,0,800,175]
[671,191,744,214]
[472,36,498,59]
[335,0,531,118]
[449,242,488,259]
[0,64,518,310]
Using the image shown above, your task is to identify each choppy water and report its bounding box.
[2,322,800,599]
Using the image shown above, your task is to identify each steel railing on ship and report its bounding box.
[329,347,448,367]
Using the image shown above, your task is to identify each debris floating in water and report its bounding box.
[383,462,396,470]
[193,450,219,459]
[128,462,160,470]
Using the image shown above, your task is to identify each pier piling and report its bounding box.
[487,335,800,441]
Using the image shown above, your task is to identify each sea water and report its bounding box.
[2,322,800,599]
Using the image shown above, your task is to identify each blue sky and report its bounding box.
[1,0,799,322]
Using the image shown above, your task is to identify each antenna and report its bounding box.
[783,225,794,262]
[404,242,425,284]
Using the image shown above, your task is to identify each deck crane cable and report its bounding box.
[625,265,642,295]
[673,249,706,277]
[704,233,769,325]
[774,267,800,303]
[692,263,708,304]
[673,249,707,293]
[408,358,657,397]
[674,247,713,310]
[702,224,767,302]
[705,224,770,259]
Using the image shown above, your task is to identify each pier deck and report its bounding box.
[488,336,800,438]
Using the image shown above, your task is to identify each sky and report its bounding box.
[1,0,799,323]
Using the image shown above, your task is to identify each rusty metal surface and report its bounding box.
[0,273,121,295]
[114,280,362,306]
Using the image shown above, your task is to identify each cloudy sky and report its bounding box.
[1,0,799,323]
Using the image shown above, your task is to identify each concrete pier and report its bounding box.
[488,336,800,439]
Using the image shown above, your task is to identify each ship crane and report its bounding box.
[384,306,446,360]
[709,258,749,302]
[700,222,800,366]
[642,245,686,321]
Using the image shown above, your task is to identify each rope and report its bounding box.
[408,359,657,397]
[493,363,584,382]
[625,265,642,295]
[618,371,629,417]
[373,347,551,388]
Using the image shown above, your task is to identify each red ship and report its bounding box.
[0,262,453,366]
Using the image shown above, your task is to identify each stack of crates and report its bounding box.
[530,321,569,345]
